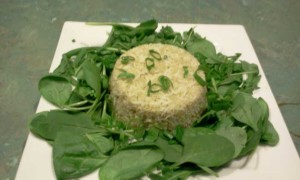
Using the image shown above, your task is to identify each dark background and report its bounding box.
[0,0,299,179]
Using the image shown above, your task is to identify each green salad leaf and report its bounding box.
[99,147,163,180]
[53,131,108,179]
[38,74,72,107]
[30,110,104,141]
[177,128,235,167]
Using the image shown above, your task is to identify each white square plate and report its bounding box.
[16,22,300,180]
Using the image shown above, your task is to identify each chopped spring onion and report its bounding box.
[149,49,162,60]
[121,56,135,65]
[117,69,135,80]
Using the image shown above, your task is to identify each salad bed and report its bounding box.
[29,19,279,179]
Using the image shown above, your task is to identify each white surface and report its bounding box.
[16,22,300,180]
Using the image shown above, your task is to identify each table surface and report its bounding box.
[0,0,299,179]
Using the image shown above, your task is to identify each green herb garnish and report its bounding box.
[158,75,173,92]
[147,80,162,96]
[183,66,189,78]
[145,57,155,71]
[149,49,162,60]
[117,69,135,80]
[121,55,135,65]
[147,75,173,96]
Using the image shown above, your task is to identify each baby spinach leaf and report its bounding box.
[86,133,114,154]
[133,19,158,37]
[154,137,183,162]
[74,48,88,67]
[257,97,269,121]
[30,110,104,141]
[215,112,246,158]
[144,127,160,142]
[178,128,235,167]
[260,120,279,146]
[29,111,48,137]
[99,147,163,180]
[73,81,94,98]
[104,19,157,48]
[38,74,72,107]
[66,90,84,105]
[157,26,179,40]
[216,126,247,158]
[231,92,262,131]
[82,60,101,98]
[215,111,234,127]
[53,131,108,179]
[239,128,262,157]
[186,38,217,60]
[174,125,184,142]
[101,25,132,47]
[240,61,261,94]
[256,98,279,146]
[52,55,75,77]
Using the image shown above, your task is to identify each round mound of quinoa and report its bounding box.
[109,43,207,130]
